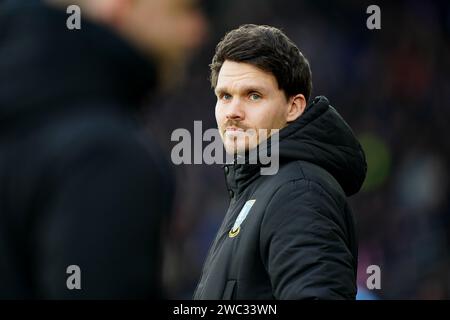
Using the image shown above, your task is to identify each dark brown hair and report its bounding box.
[210,24,312,101]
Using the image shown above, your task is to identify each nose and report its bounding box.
[225,98,245,121]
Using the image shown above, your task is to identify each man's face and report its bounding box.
[215,60,290,154]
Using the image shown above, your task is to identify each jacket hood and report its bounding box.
[277,96,366,196]
[0,0,156,127]
[226,96,367,197]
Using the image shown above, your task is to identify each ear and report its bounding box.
[286,94,307,123]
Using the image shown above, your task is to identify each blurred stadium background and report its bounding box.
[143,0,450,299]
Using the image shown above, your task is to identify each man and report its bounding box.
[194,24,367,300]
[0,0,205,298]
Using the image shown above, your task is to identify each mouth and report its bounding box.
[224,127,246,137]
[225,126,244,132]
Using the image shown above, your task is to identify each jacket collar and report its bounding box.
[224,163,261,198]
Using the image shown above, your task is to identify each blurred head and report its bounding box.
[47,0,207,88]
[212,24,312,154]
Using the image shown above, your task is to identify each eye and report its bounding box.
[249,93,261,101]
[221,93,232,101]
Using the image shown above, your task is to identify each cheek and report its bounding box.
[257,101,288,129]
[215,104,223,126]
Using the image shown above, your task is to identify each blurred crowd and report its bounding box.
[144,0,450,299]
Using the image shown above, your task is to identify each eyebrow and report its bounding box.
[214,85,267,96]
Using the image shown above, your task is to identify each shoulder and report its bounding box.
[31,105,173,185]
[259,161,348,229]
[266,160,345,204]
[37,106,153,161]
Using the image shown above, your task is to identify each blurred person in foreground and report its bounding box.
[0,0,206,298]
[194,25,367,300]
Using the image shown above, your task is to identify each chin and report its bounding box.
[224,143,246,155]
[223,133,260,154]
[224,141,260,156]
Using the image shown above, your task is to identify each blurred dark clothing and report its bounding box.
[194,96,366,299]
[0,1,173,298]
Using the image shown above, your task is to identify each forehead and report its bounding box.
[216,60,279,92]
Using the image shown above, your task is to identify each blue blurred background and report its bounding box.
[144,0,450,299]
